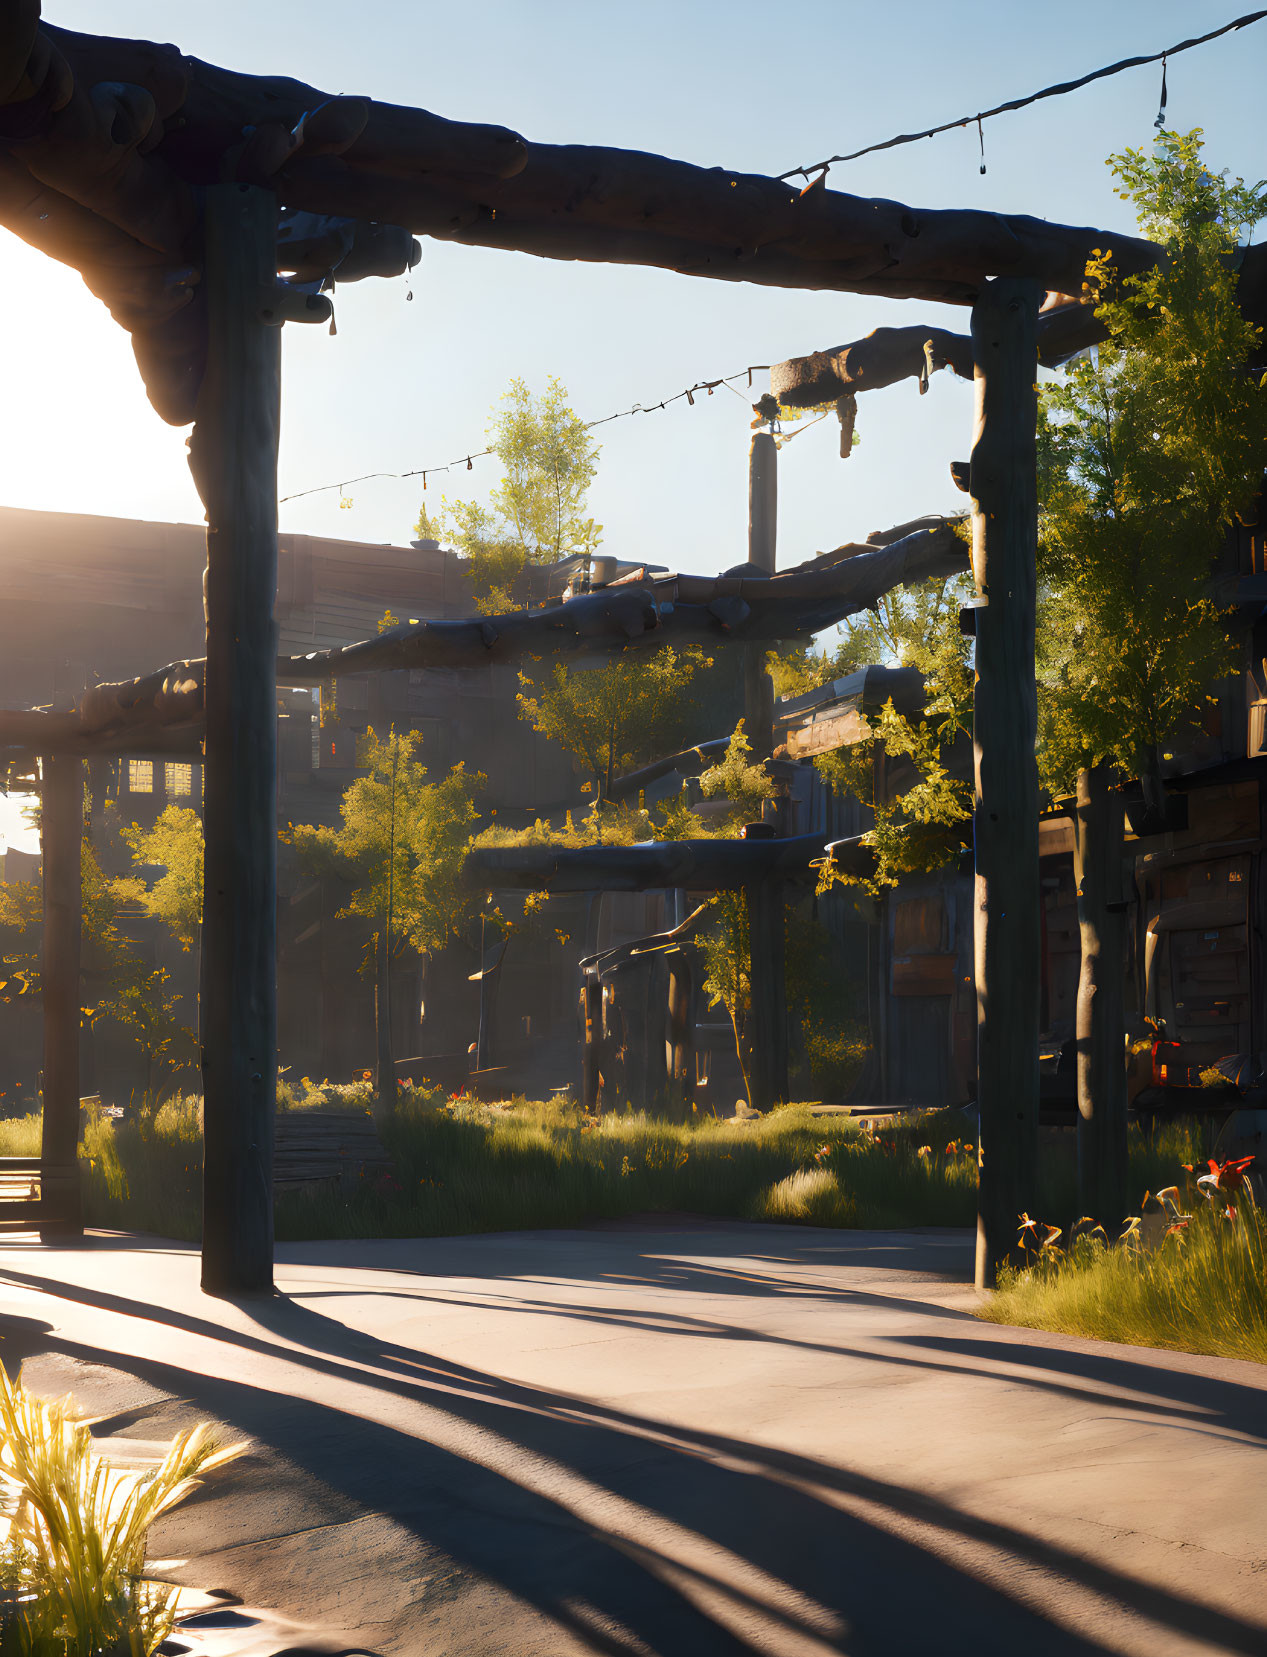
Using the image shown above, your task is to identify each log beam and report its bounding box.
[468,833,873,893]
[970,276,1041,1291]
[71,520,967,733]
[6,517,963,767]
[0,707,202,757]
[191,183,280,1298]
[772,298,1105,409]
[11,18,1267,422]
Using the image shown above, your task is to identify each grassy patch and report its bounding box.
[980,1124,1267,1365]
[3,1093,1239,1315]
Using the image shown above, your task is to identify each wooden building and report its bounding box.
[769,489,1267,1111]
[0,507,590,1098]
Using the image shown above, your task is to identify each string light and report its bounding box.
[279,363,772,505]
[778,9,1266,183]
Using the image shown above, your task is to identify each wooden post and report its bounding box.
[970,276,1041,1290]
[748,429,777,577]
[745,853,788,1111]
[744,429,778,761]
[191,183,281,1297]
[744,430,786,1110]
[39,753,82,1239]
[1071,764,1129,1231]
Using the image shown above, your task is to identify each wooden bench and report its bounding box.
[0,1159,81,1236]
[273,1111,393,1195]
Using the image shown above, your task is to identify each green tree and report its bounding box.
[0,833,195,1099]
[807,566,975,892]
[415,377,602,614]
[121,806,203,951]
[290,728,482,1122]
[517,646,710,804]
[680,724,776,1102]
[1036,130,1267,1227]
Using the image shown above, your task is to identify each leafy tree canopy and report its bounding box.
[517,645,710,801]
[1036,129,1267,799]
[415,377,602,614]
[799,566,975,892]
[121,805,203,951]
[290,728,483,957]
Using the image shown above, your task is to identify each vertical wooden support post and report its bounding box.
[192,183,280,1296]
[748,428,777,576]
[40,753,82,1238]
[1071,764,1129,1230]
[744,430,786,1110]
[971,276,1041,1290]
[745,856,788,1111]
[744,429,778,762]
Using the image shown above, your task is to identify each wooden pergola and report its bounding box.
[7,8,1264,1290]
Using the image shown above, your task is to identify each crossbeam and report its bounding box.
[6,16,1264,421]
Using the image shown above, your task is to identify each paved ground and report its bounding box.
[0,1222,1265,1657]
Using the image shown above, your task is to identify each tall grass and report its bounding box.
[981,1145,1267,1364]
[0,1097,1229,1273]
[0,1367,243,1654]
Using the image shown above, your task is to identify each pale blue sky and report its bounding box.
[1,1,1262,572]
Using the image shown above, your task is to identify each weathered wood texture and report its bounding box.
[743,428,787,1109]
[748,431,777,577]
[8,20,1266,422]
[970,276,1041,1291]
[273,1110,391,1193]
[0,711,202,758]
[38,751,82,1238]
[772,297,1105,408]
[735,427,785,1106]
[1071,763,1129,1231]
[745,866,788,1112]
[191,183,280,1297]
[71,521,966,744]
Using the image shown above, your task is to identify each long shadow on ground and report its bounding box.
[0,1236,1263,1656]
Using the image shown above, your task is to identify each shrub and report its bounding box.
[0,1367,243,1654]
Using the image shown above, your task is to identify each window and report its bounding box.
[127,760,153,794]
[165,762,193,797]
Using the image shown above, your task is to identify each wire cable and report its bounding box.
[279,365,771,504]
[778,9,1266,182]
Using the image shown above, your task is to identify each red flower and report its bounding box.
[1211,1155,1255,1192]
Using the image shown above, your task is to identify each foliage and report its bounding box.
[695,720,775,826]
[120,806,203,951]
[0,1365,244,1655]
[517,646,709,800]
[280,1097,980,1239]
[0,830,194,1084]
[983,1137,1267,1364]
[682,723,775,1085]
[289,728,483,959]
[415,377,602,613]
[805,567,974,892]
[1036,130,1267,798]
[697,891,751,1091]
[799,1019,870,1099]
[13,1094,1214,1288]
[473,798,658,856]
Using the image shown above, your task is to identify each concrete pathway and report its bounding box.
[0,1222,1264,1657]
